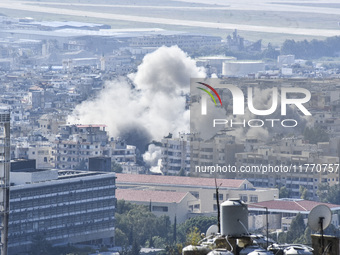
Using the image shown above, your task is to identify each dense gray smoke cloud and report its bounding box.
[68,46,205,152]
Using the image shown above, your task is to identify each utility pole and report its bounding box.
[215,178,221,233]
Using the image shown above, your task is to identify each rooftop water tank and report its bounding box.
[221,199,248,237]
[239,246,266,255]
[207,249,233,255]
[182,245,211,255]
[248,251,274,255]
[284,246,313,255]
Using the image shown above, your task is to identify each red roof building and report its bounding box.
[248,199,340,231]
[116,173,279,216]
[116,173,247,189]
[248,199,340,214]
[116,189,198,223]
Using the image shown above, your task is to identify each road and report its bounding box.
[1,0,340,37]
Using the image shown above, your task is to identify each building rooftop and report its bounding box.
[248,199,340,213]
[116,173,248,189]
[116,189,189,203]
[76,124,107,128]
[11,170,116,190]
[29,21,108,29]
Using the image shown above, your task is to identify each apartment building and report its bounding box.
[27,142,54,169]
[110,138,136,164]
[8,168,116,254]
[53,124,137,170]
[161,133,190,175]
[161,132,244,176]
[53,124,109,170]
[191,132,244,178]
[235,137,340,199]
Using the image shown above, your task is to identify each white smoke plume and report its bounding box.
[143,144,163,173]
[68,46,206,152]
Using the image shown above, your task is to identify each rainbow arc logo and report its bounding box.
[196,82,222,107]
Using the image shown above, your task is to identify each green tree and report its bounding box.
[186,227,202,246]
[173,215,177,243]
[115,200,171,248]
[177,216,216,243]
[131,239,140,255]
[115,228,128,246]
[112,161,123,173]
[294,227,311,244]
[117,199,135,214]
[278,232,287,244]
[286,213,306,243]
[299,186,309,200]
[263,43,279,59]
[317,183,340,204]
[178,168,186,176]
[279,186,290,198]
[324,224,339,237]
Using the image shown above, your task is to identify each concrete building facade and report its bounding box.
[8,169,116,254]
[53,124,109,170]
[116,173,278,215]
[235,137,340,199]
[116,189,198,223]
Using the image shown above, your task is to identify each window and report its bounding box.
[240,194,248,202]
[250,195,258,203]
[213,193,223,200]
[190,191,199,199]
[213,204,218,211]
[152,206,168,212]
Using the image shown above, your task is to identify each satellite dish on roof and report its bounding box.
[206,225,219,236]
[308,204,332,254]
[308,204,332,232]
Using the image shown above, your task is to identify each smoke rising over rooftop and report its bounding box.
[68,46,205,151]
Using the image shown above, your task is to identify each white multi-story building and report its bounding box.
[53,124,109,170]
[161,132,244,176]
[110,138,136,164]
[53,125,138,170]
[27,142,54,169]
[161,133,191,175]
